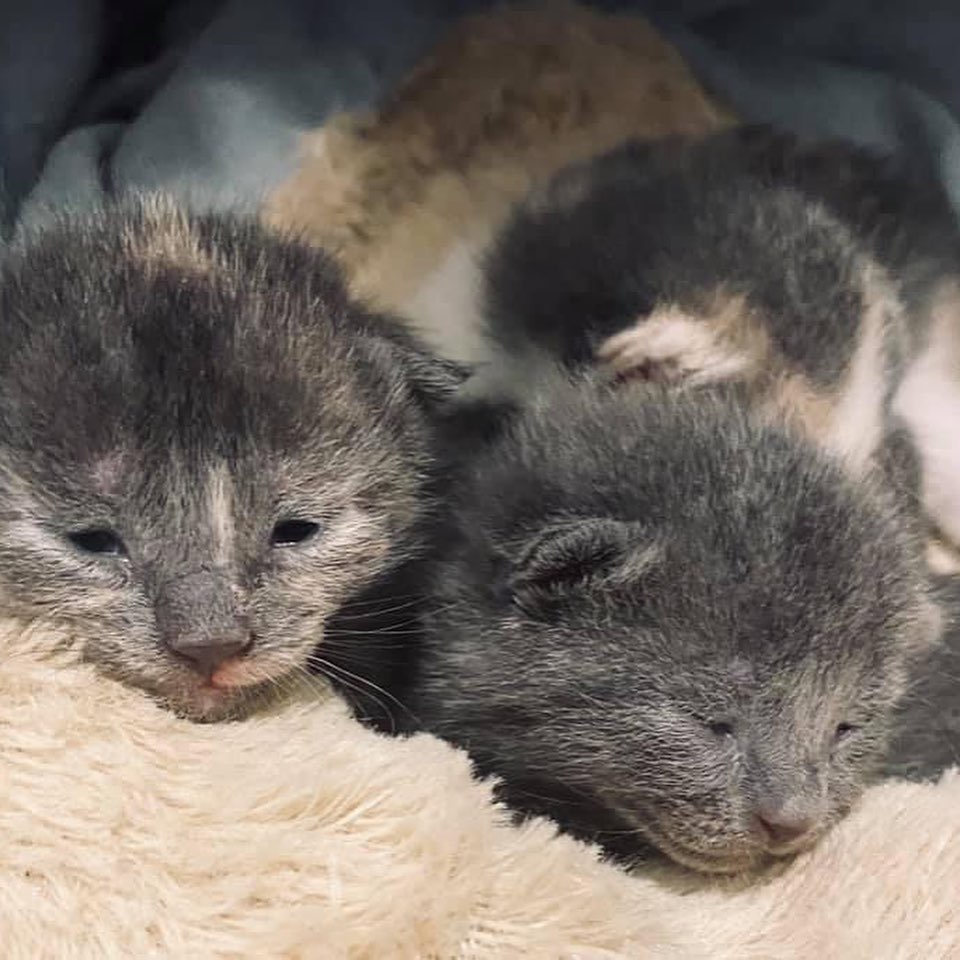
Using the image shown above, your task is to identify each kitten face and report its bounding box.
[415,380,938,873]
[488,536,917,874]
[0,199,460,720]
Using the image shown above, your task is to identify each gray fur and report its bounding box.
[404,373,938,874]
[0,197,462,721]
[483,124,956,383]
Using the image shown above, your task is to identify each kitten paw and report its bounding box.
[596,308,754,385]
[926,537,960,577]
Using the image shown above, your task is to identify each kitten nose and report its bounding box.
[167,636,251,674]
[754,803,815,846]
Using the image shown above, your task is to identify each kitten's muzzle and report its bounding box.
[754,805,814,846]
[751,796,822,855]
[154,567,252,677]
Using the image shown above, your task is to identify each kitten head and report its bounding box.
[0,198,462,720]
[416,376,938,873]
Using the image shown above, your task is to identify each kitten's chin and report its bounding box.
[647,826,826,875]
[637,823,768,876]
[183,686,252,722]
[166,684,256,723]
[160,669,276,722]
[157,651,314,722]
[660,843,765,876]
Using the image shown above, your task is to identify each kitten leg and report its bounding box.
[595,304,760,386]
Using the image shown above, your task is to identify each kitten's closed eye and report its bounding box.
[693,714,736,739]
[68,528,127,557]
[271,519,321,547]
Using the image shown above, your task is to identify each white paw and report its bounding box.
[596,308,752,385]
[925,538,960,578]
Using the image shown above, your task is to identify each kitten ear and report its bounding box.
[509,518,656,611]
[362,322,471,410]
[436,394,521,452]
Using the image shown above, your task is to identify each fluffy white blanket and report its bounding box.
[1,619,957,959]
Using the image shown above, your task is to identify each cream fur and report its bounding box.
[2,618,958,958]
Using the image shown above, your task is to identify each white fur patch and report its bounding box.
[925,539,960,577]
[893,281,960,550]
[402,235,494,366]
[207,464,236,568]
[823,262,895,473]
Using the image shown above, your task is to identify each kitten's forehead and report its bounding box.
[0,211,392,464]
[90,451,130,498]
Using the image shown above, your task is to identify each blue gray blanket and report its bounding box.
[5,0,960,236]
[1,0,958,773]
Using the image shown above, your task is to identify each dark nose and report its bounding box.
[166,636,251,674]
[754,803,816,846]
[155,567,251,676]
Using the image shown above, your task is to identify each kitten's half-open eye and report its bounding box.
[834,722,859,743]
[68,528,127,557]
[707,720,735,739]
[271,519,321,547]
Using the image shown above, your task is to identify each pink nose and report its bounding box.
[166,637,251,674]
[754,804,815,846]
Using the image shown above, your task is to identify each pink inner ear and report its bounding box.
[90,452,127,496]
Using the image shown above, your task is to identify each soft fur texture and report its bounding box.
[1,616,959,958]
[262,1,733,359]
[400,373,939,874]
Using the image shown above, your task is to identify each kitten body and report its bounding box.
[483,126,960,563]
[0,197,461,721]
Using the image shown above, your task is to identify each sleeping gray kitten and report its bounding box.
[401,373,940,874]
[0,197,462,721]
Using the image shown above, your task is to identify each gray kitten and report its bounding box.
[403,373,939,874]
[0,197,462,721]
[483,125,960,570]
